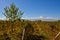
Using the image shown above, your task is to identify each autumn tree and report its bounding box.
[3,3,24,21]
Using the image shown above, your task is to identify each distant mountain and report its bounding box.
[0,16,59,21]
[26,18,58,21]
[22,16,59,21]
[41,19,58,21]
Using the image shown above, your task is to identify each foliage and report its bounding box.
[0,33,10,40]
[0,20,60,40]
[3,3,23,21]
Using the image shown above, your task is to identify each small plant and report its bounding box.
[0,33,11,40]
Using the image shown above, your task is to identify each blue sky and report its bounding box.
[0,0,60,19]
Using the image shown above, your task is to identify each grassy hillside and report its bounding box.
[0,19,60,40]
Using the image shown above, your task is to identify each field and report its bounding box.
[0,19,60,40]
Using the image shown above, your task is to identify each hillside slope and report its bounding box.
[0,20,60,40]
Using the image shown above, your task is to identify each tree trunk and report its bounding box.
[22,28,25,40]
[55,32,60,40]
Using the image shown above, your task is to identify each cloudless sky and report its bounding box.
[0,0,60,19]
